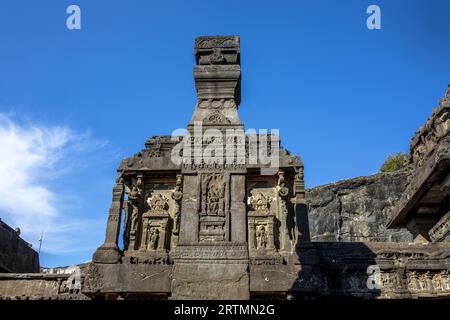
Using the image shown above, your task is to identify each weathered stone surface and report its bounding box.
[306,170,413,242]
[0,273,89,300]
[83,263,172,298]
[171,262,249,300]
[0,219,39,273]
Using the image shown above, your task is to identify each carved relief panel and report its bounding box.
[123,175,183,259]
[406,270,450,294]
[140,192,170,252]
[198,173,228,242]
[246,170,296,258]
[247,188,277,253]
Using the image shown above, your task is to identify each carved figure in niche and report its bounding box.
[432,273,443,291]
[256,225,268,249]
[407,271,419,291]
[201,174,225,214]
[129,185,141,231]
[147,227,159,250]
[172,175,183,234]
[124,176,143,249]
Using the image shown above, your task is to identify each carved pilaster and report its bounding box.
[291,166,310,243]
[93,176,125,263]
[277,171,290,251]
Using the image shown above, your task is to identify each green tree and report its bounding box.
[380,152,408,173]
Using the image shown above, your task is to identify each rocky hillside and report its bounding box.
[306,170,413,242]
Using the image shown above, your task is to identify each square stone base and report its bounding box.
[170,243,249,299]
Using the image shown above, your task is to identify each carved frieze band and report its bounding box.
[429,211,450,242]
[172,244,248,261]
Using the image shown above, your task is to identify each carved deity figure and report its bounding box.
[407,271,419,291]
[147,227,159,250]
[172,175,183,234]
[256,225,268,249]
[128,185,141,231]
[432,273,443,291]
[124,177,143,250]
[201,174,225,214]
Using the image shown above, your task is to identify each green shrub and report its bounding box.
[380,152,408,173]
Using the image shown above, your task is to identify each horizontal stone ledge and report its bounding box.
[0,273,72,280]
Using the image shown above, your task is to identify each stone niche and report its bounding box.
[247,188,278,259]
[122,174,182,265]
[198,173,227,242]
[247,170,297,263]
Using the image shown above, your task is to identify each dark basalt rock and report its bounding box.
[307,170,413,242]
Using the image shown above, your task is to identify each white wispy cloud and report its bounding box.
[0,113,110,255]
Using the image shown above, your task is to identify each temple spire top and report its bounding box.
[189,35,242,129]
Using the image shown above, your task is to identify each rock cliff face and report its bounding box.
[306,170,413,242]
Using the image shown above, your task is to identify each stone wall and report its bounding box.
[306,170,413,242]
[0,219,39,273]
[0,273,88,300]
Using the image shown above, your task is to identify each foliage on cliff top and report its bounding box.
[380,152,408,173]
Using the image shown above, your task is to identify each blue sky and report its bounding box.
[0,0,449,267]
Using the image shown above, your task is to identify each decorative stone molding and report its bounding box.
[249,192,272,213]
[429,211,450,242]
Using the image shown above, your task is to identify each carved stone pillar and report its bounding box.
[159,220,168,250]
[248,223,256,250]
[291,166,310,244]
[93,178,124,263]
[139,220,149,251]
[267,218,275,250]
[178,175,199,245]
[230,174,247,242]
[277,170,289,251]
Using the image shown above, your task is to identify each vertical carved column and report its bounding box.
[425,271,433,292]
[93,176,125,263]
[159,221,168,250]
[140,220,149,251]
[291,166,310,243]
[230,174,247,243]
[178,175,199,244]
[267,218,275,250]
[248,222,256,250]
[277,170,289,251]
